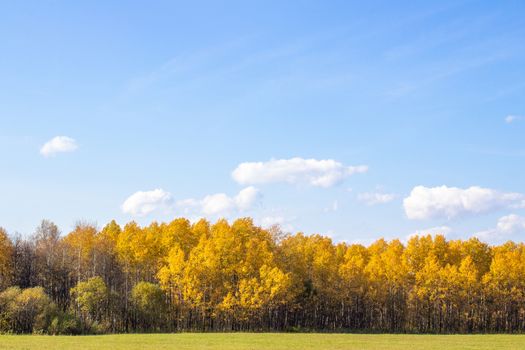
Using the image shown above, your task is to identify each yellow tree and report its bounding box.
[177,218,289,330]
[191,219,210,239]
[411,253,442,332]
[339,243,369,328]
[483,242,525,332]
[97,220,124,310]
[160,218,199,257]
[63,223,98,283]
[278,233,342,329]
[404,235,450,281]
[117,221,159,282]
[97,220,122,277]
[0,227,13,290]
[449,237,492,279]
[221,219,291,328]
[157,243,186,327]
[99,220,121,251]
[366,239,408,331]
[455,256,480,331]
[235,264,291,323]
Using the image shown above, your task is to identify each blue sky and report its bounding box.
[1,1,525,244]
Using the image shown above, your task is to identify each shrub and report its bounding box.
[48,311,81,335]
[0,286,56,333]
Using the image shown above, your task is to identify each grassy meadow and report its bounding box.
[0,333,524,350]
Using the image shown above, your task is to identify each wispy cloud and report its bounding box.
[358,192,396,206]
[119,36,312,100]
[324,200,339,212]
[505,115,523,124]
[386,53,506,99]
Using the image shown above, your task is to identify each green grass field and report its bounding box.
[0,333,524,350]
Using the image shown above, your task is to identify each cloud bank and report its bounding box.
[232,157,368,188]
[403,185,524,220]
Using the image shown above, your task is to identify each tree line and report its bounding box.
[0,218,524,334]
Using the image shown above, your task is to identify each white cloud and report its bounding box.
[505,115,523,124]
[358,192,396,205]
[122,187,261,218]
[495,214,525,233]
[122,189,173,216]
[201,193,236,215]
[177,187,261,217]
[234,186,261,211]
[475,214,525,242]
[40,136,78,157]
[403,185,524,220]
[232,157,368,188]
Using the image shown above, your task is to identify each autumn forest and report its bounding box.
[0,218,524,335]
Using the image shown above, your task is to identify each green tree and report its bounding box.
[131,282,166,331]
[71,276,109,329]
